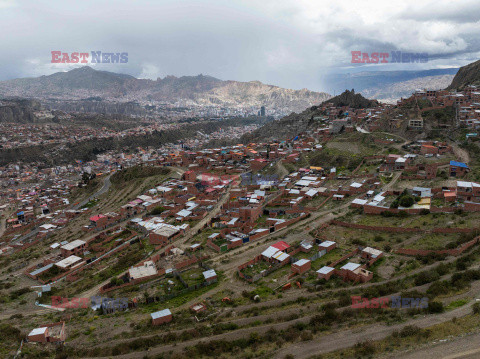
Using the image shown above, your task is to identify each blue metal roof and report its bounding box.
[450,161,469,169]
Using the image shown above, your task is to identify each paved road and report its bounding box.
[73,174,112,210]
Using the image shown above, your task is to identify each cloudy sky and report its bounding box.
[1,0,480,92]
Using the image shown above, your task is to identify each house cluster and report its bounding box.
[237,239,340,283]
[351,180,480,214]
[317,246,384,283]
[306,99,388,134]
[398,85,480,129]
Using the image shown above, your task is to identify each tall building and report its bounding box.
[260,106,266,117]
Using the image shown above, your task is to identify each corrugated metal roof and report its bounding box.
[151,308,172,319]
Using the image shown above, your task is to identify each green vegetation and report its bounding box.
[421,106,455,123]
[111,165,170,185]
[391,190,416,208]
[81,198,99,209]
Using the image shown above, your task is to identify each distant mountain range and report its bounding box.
[325,68,458,102]
[0,67,332,114]
[0,65,470,121]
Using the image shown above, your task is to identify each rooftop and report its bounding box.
[151,308,172,319]
[203,269,217,280]
[28,327,47,337]
[341,262,361,271]
[56,255,82,269]
[317,266,335,275]
[293,259,310,267]
[129,261,158,279]
[60,239,86,251]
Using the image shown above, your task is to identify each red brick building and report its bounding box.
[151,309,172,325]
[316,266,335,280]
[27,322,66,344]
[60,239,87,258]
[291,259,311,274]
[239,206,263,223]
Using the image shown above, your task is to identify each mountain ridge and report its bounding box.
[0,67,332,114]
[447,59,480,90]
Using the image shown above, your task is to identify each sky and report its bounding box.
[1,0,480,92]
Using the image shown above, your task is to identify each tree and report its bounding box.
[82,172,91,184]
[149,206,165,215]
[399,195,415,208]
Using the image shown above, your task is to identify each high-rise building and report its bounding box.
[260,106,266,117]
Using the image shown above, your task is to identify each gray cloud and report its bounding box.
[0,0,479,92]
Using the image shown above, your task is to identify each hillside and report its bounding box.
[447,59,480,90]
[0,67,331,114]
[242,90,377,142]
[322,89,379,108]
[0,98,41,123]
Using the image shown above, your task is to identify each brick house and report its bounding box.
[239,206,263,223]
[291,259,311,274]
[151,309,172,325]
[60,239,87,258]
[183,170,196,182]
[338,262,373,283]
[420,145,439,155]
[450,161,469,177]
[27,322,66,344]
[361,247,384,261]
[316,266,335,280]
[318,240,336,252]
[149,224,180,246]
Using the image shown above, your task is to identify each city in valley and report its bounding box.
[2,1,480,359]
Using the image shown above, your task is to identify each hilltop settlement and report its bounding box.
[2,62,480,359]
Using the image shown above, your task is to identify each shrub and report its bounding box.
[426,280,451,297]
[399,325,421,337]
[415,270,440,286]
[473,302,480,314]
[354,340,376,356]
[427,301,444,313]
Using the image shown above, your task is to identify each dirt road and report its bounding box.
[386,331,480,359]
[83,293,478,359]
[273,297,479,359]
[451,143,470,164]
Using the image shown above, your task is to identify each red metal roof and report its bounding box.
[271,241,290,251]
[89,214,106,222]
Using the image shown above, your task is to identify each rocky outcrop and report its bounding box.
[447,59,480,90]
[0,98,41,123]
